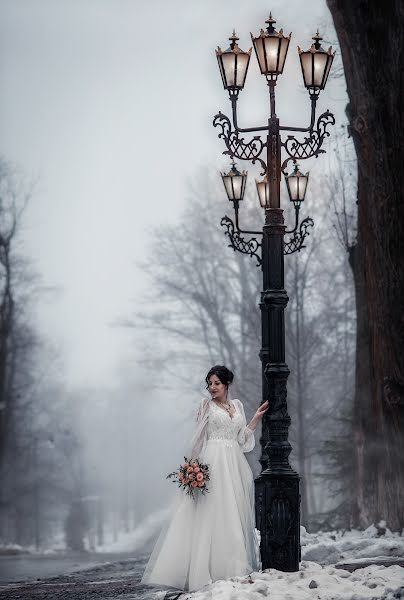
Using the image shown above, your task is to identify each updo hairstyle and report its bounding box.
[205,365,234,390]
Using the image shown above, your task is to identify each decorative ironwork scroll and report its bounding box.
[282,110,335,160]
[213,112,267,175]
[284,217,314,255]
[221,216,262,266]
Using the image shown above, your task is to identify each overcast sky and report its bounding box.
[0,0,346,390]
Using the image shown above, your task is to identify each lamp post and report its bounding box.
[213,14,335,571]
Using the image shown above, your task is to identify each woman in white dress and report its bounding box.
[141,365,269,593]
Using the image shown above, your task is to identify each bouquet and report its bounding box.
[166,457,210,499]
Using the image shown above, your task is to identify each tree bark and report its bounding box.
[348,243,372,527]
[327,0,404,529]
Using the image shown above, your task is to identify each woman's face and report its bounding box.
[208,375,227,401]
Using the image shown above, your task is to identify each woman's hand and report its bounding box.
[248,400,269,431]
[254,400,269,421]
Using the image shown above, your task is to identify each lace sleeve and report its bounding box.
[235,399,255,453]
[188,398,209,460]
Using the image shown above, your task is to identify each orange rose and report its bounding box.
[196,473,203,481]
[191,481,198,487]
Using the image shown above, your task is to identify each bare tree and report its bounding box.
[0,160,32,460]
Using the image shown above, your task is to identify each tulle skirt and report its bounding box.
[141,438,261,592]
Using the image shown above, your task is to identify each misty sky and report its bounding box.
[0,0,346,390]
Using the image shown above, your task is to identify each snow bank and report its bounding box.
[184,561,404,600]
[301,525,404,565]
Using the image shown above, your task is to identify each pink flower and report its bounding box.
[187,467,194,473]
[197,481,204,487]
[193,466,200,473]
[191,481,198,487]
[196,473,203,482]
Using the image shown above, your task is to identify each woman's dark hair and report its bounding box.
[205,365,234,389]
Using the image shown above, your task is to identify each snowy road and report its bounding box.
[0,555,180,600]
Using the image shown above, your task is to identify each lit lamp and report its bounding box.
[221,161,247,201]
[256,176,270,208]
[285,164,309,204]
[298,31,335,92]
[216,31,252,92]
[251,14,291,78]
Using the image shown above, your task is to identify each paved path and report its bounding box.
[0,556,188,600]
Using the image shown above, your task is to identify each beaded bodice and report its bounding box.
[189,397,255,456]
[207,401,244,441]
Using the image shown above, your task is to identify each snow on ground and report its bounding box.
[176,525,404,600]
[301,524,404,565]
[183,561,404,600]
[2,514,404,599]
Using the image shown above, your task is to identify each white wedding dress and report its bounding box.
[141,397,261,592]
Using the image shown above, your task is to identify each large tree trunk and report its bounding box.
[327,0,404,529]
[348,243,372,527]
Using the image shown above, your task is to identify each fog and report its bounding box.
[0,0,353,555]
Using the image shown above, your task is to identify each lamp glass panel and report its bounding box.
[223,175,234,200]
[322,55,333,88]
[254,38,267,74]
[241,174,247,199]
[263,36,281,72]
[288,176,299,200]
[231,175,243,200]
[236,53,250,87]
[222,53,236,87]
[217,54,225,88]
[313,52,328,87]
[298,176,308,200]
[257,181,270,207]
[277,37,290,73]
[300,52,312,87]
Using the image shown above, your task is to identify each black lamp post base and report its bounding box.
[255,473,301,571]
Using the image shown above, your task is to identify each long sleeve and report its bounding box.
[188,398,209,460]
[235,399,255,453]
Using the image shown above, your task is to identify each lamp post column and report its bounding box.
[256,111,300,572]
[214,14,336,574]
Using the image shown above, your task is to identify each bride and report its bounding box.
[141,365,269,593]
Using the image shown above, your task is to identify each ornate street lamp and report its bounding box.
[256,176,270,209]
[285,164,309,203]
[216,31,252,93]
[299,30,335,93]
[251,13,291,79]
[221,161,247,202]
[213,13,335,572]
[285,164,309,232]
